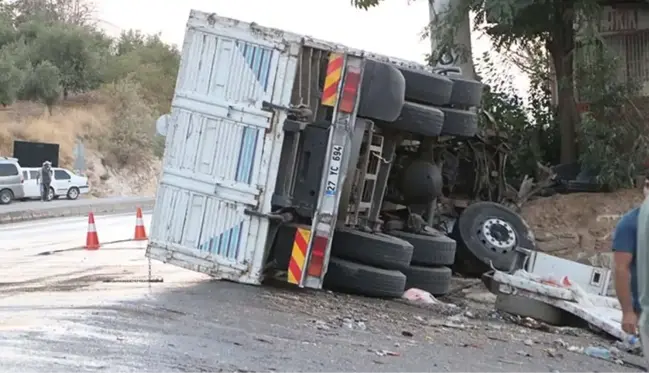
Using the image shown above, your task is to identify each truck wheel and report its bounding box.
[358,59,405,122]
[375,102,444,137]
[398,67,453,106]
[387,231,456,266]
[331,228,414,270]
[403,265,452,296]
[451,202,536,276]
[439,108,478,137]
[323,257,406,298]
[448,76,484,107]
[495,293,565,325]
[399,161,443,203]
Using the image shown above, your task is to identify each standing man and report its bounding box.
[40,160,53,202]
[612,175,649,336]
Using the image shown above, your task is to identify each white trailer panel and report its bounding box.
[147,10,298,284]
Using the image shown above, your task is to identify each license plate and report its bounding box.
[324,145,344,196]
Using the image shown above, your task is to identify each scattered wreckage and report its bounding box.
[482,247,635,348]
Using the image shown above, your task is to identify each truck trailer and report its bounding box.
[147,9,536,298]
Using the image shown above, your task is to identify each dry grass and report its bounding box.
[0,92,161,197]
[0,99,110,167]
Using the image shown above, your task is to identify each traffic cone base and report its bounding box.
[85,212,100,250]
[134,207,148,241]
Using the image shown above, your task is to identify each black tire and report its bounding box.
[399,161,443,203]
[388,231,456,266]
[403,265,452,296]
[48,187,55,201]
[67,187,80,200]
[448,76,483,107]
[331,228,413,270]
[398,67,453,106]
[375,102,444,137]
[451,202,535,276]
[439,108,478,137]
[358,59,406,122]
[0,189,13,204]
[495,293,565,325]
[324,257,406,298]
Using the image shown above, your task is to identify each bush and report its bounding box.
[98,79,156,168]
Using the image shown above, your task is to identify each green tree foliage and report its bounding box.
[0,0,180,163]
[351,0,603,165]
[21,61,62,114]
[0,56,25,106]
[105,31,180,113]
[476,51,559,183]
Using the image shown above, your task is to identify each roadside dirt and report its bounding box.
[520,188,643,265]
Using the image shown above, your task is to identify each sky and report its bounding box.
[94,0,527,95]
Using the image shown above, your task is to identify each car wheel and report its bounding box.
[67,187,80,200]
[48,187,55,201]
[0,189,13,204]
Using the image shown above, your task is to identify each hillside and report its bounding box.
[0,98,161,197]
[0,0,179,197]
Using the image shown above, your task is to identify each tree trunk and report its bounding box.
[548,0,579,164]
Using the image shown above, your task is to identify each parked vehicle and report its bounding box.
[21,167,89,200]
[146,11,533,298]
[0,157,25,204]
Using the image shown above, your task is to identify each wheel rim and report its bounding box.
[478,218,517,254]
[70,189,78,198]
[48,189,54,199]
[1,193,9,203]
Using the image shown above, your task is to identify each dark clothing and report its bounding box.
[612,207,641,313]
[41,166,52,184]
[41,182,51,201]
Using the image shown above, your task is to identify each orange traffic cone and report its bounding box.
[134,207,147,241]
[85,212,100,250]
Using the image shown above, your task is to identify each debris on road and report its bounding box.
[369,349,401,357]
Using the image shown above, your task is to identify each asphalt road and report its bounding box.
[0,214,644,372]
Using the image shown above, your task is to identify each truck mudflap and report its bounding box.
[492,269,629,342]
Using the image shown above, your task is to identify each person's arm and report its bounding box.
[613,215,635,313]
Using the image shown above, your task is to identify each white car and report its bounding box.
[21,167,90,200]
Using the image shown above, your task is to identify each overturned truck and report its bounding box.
[147,10,535,298]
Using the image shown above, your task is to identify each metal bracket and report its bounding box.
[262,101,287,112]
[244,208,293,223]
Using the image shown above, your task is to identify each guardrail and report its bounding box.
[0,196,156,224]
